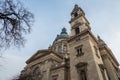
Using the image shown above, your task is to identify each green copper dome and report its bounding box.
[55,27,69,40]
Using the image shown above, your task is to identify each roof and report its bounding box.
[26,49,63,64]
[55,27,69,41]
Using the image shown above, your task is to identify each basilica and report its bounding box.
[20,4,120,80]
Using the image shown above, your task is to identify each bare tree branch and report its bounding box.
[0,0,34,49]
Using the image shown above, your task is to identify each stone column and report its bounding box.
[102,54,118,80]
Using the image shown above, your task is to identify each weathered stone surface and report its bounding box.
[20,4,120,80]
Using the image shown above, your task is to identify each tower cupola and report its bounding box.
[69,4,91,37]
[71,4,85,19]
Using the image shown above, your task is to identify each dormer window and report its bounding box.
[75,27,80,35]
[74,12,78,17]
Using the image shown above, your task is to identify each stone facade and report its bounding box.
[20,4,120,80]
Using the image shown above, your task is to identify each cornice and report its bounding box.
[100,45,119,66]
[26,50,63,64]
[68,29,98,44]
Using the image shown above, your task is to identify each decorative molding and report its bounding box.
[75,62,87,68]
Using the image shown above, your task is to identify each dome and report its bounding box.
[55,28,69,40]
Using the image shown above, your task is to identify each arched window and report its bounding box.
[75,27,80,35]
[33,67,42,80]
[33,67,41,76]
[55,46,62,53]
[63,45,67,52]
[74,12,78,17]
[58,46,62,53]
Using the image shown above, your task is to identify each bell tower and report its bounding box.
[68,4,109,80]
[69,4,91,37]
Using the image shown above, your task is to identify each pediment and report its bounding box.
[26,49,63,64]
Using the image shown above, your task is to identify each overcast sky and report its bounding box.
[0,0,120,80]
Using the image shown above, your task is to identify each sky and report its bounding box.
[0,0,120,80]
